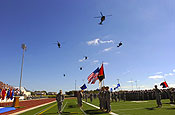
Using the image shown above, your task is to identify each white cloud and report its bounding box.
[164,74,169,77]
[155,72,162,74]
[100,40,113,44]
[168,73,174,76]
[168,83,175,88]
[103,47,113,52]
[173,69,175,72]
[87,38,100,45]
[103,62,109,65]
[127,80,134,83]
[148,75,163,79]
[87,38,113,45]
[93,60,99,63]
[164,73,174,77]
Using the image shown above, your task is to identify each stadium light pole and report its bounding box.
[75,80,76,91]
[19,44,27,95]
[135,80,138,90]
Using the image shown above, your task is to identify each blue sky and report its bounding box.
[0,0,175,92]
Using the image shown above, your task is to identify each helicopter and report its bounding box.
[94,12,112,25]
[117,42,122,47]
[53,41,61,48]
[84,56,88,60]
[80,67,83,70]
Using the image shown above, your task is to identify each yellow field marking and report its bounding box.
[38,103,57,115]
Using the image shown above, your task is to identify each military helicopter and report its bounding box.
[53,41,61,48]
[80,67,83,70]
[94,12,112,25]
[84,56,88,60]
[117,42,122,47]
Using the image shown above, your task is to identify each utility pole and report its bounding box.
[131,79,133,90]
[135,80,138,90]
[19,44,27,95]
[117,79,119,84]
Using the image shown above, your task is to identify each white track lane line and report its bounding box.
[80,107,87,115]
[10,100,56,115]
[82,100,118,115]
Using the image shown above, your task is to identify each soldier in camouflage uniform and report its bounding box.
[105,86,111,113]
[56,90,64,114]
[154,85,162,108]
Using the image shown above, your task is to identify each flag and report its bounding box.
[91,72,99,84]
[160,81,168,88]
[6,89,10,99]
[114,83,121,90]
[88,67,99,84]
[110,88,113,92]
[10,89,14,100]
[1,89,6,100]
[98,64,105,82]
[80,84,87,90]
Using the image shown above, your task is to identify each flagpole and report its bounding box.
[103,80,104,87]
[102,61,104,87]
[117,79,119,91]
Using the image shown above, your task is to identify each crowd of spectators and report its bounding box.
[0,81,24,101]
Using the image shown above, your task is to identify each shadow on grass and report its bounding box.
[84,109,106,114]
[68,105,77,108]
[42,112,77,115]
[166,108,175,110]
[145,107,156,110]
[162,102,171,104]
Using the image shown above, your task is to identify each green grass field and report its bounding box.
[21,98,175,115]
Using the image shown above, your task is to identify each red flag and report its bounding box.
[160,81,168,88]
[1,89,6,100]
[98,64,105,82]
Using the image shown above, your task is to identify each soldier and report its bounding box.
[85,92,88,102]
[123,92,126,102]
[56,90,64,114]
[118,92,121,102]
[94,93,97,99]
[77,91,83,107]
[98,88,104,110]
[168,89,173,103]
[105,86,111,113]
[154,85,162,108]
[172,88,175,103]
[90,93,93,102]
[111,92,114,102]
[114,92,118,102]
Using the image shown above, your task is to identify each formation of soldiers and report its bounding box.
[109,88,175,103]
[57,86,175,113]
[98,86,111,113]
[82,86,175,110]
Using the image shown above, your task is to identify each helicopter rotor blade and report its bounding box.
[100,12,103,16]
[94,16,101,18]
[106,15,112,17]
